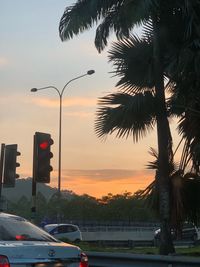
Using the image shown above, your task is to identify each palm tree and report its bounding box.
[166,0,200,226]
[59,0,200,254]
[142,104,200,231]
[94,32,175,253]
[94,33,200,245]
[168,54,200,227]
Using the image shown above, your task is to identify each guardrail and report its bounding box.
[87,252,200,267]
[81,226,157,232]
[82,226,156,242]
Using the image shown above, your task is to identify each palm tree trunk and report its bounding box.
[152,14,175,255]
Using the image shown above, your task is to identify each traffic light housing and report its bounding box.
[3,144,20,187]
[34,132,53,183]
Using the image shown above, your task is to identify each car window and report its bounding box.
[67,226,77,232]
[0,217,58,242]
[50,226,59,235]
[58,225,69,233]
[56,225,77,233]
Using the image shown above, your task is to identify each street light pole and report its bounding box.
[31,70,95,195]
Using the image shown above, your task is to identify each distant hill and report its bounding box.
[1,178,74,202]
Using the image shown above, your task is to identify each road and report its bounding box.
[87,252,200,267]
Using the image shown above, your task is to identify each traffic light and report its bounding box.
[3,144,20,187]
[34,132,53,183]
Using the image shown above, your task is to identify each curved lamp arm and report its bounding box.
[61,70,95,97]
[31,70,95,97]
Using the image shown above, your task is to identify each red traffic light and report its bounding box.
[39,141,49,150]
[34,132,54,183]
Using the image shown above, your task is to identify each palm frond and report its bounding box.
[178,104,200,172]
[94,0,156,51]
[59,0,120,41]
[108,35,155,93]
[146,146,178,174]
[167,90,187,117]
[180,0,200,42]
[94,10,131,52]
[59,0,157,52]
[146,147,158,169]
[95,92,156,141]
[142,20,154,40]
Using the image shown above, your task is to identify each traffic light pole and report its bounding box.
[0,144,5,211]
[31,179,37,223]
[31,135,37,223]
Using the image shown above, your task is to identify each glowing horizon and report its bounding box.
[0,1,182,198]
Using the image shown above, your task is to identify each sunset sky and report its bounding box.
[0,1,181,197]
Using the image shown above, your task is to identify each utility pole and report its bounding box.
[0,144,5,211]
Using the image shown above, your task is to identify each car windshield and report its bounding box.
[0,215,58,242]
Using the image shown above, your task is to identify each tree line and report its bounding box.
[6,191,157,225]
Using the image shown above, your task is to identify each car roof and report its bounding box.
[44,223,78,229]
[44,223,78,231]
[0,212,25,220]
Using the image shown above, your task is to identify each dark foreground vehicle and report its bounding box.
[0,212,88,267]
[154,222,200,246]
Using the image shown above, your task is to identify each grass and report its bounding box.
[60,239,200,256]
[175,246,200,256]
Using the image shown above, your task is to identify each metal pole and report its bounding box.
[0,144,5,211]
[58,94,62,195]
[31,134,37,223]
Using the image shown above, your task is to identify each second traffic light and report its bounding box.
[3,144,20,188]
[34,132,53,183]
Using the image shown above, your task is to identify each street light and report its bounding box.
[31,70,95,195]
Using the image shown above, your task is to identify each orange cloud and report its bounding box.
[29,97,97,108]
[49,169,154,198]
[63,111,93,118]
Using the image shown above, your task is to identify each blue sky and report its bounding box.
[0,1,180,197]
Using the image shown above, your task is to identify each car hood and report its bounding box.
[0,241,81,263]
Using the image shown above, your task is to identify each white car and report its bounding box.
[44,223,82,242]
[154,222,200,246]
[0,212,88,267]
